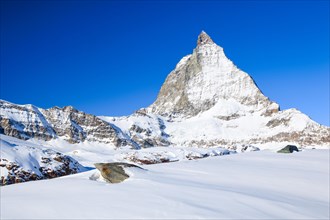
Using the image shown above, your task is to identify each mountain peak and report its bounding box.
[148,31,275,118]
[197,31,214,46]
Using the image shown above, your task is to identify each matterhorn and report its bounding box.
[112,31,330,148]
[1,31,329,152]
[1,31,330,186]
[148,31,277,118]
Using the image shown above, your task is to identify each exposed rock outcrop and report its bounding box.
[277,145,299,153]
[197,30,214,46]
[94,162,143,183]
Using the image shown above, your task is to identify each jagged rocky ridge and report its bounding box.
[0,31,329,150]
[0,100,137,148]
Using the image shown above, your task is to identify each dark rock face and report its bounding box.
[277,145,299,153]
[266,118,291,128]
[197,31,214,46]
[94,162,143,183]
[217,113,241,121]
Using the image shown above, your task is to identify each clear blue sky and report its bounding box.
[1,0,329,126]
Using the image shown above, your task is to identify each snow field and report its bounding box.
[1,149,329,219]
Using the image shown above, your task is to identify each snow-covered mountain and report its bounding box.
[106,31,329,148]
[0,31,329,155]
[0,31,329,186]
[1,31,329,219]
[147,31,277,118]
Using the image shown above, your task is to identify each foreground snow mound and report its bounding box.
[0,138,86,186]
[1,150,329,219]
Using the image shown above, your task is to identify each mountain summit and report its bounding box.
[147,31,278,118]
[197,31,214,46]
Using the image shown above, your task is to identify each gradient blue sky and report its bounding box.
[1,0,329,126]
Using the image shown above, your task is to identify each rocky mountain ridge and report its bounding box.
[1,31,329,149]
[0,100,137,148]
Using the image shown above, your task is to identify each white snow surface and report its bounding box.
[1,147,329,219]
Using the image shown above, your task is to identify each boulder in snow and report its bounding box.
[277,145,299,153]
[94,162,143,183]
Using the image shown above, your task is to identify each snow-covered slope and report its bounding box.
[1,149,329,219]
[0,135,86,185]
[164,106,329,147]
[99,110,170,148]
[0,134,238,185]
